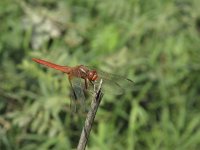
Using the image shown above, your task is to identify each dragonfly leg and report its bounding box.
[84,78,96,91]
[84,79,88,90]
[88,80,97,92]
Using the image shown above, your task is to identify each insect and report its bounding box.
[32,58,134,111]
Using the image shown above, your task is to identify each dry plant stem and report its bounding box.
[77,80,104,150]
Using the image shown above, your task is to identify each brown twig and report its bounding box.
[77,79,104,150]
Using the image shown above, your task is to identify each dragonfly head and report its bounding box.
[88,70,98,81]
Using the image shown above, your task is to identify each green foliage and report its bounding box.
[0,0,200,149]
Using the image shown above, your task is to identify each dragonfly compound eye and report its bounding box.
[88,70,98,81]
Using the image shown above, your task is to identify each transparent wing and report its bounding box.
[92,69,134,95]
[69,77,94,113]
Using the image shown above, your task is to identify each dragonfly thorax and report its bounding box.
[88,70,98,81]
[78,65,98,81]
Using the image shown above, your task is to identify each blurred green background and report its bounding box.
[0,0,200,149]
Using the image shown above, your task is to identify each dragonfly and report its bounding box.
[32,58,134,111]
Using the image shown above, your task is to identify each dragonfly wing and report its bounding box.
[94,70,134,95]
[69,77,86,113]
[69,77,98,113]
[93,77,124,95]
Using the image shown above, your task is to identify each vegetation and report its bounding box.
[0,0,200,149]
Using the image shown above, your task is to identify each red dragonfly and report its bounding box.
[32,58,134,110]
